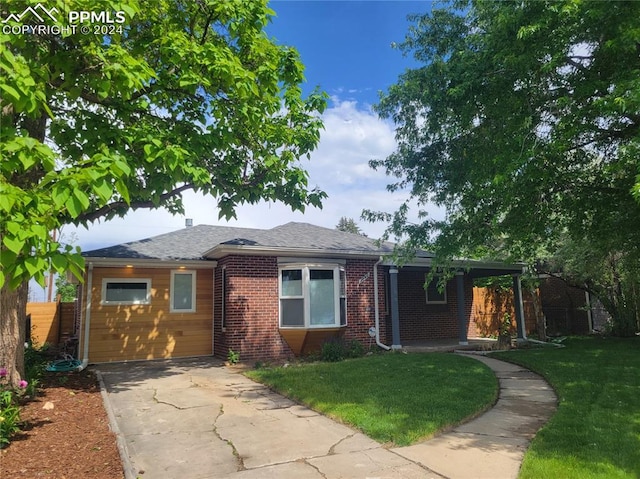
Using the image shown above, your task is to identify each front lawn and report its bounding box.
[246,352,497,446]
[492,336,640,479]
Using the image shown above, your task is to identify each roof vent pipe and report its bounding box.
[185,218,193,228]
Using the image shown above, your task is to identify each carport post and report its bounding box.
[456,272,468,345]
[513,274,527,341]
[389,267,402,349]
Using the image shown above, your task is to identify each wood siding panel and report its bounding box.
[84,267,214,363]
[279,328,344,356]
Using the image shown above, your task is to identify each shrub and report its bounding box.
[321,338,365,362]
[0,367,28,448]
[345,339,365,358]
[227,349,240,365]
[24,342,49,397]
[321,338,345,362]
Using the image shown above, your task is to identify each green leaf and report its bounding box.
[50,253,68,272]
[65,195,83,218]
[92,179,113,204]
[52,184,71,209]
[24,257,46,277]
[72,190,90,211]
[0,84,21,102]
[2,235,25,255]
[0,191,15,212]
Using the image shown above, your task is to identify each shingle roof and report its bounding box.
[82,222,395,261]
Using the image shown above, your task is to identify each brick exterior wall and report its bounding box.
[396,271,473,341]
[213,255,293,361]
[213,255,386,361]
[342,259,388,346]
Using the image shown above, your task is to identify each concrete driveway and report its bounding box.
[96,355,556,479]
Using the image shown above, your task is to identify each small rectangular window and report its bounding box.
[281,298,305,326]
[426,276,447,304]
[281,269,303,297]
[171,270,196,312]
[102,279,151,305]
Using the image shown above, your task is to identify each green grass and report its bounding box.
[246,352,497,446]
[491,336,640,479]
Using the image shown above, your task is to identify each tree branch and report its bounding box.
[74,183,196,223]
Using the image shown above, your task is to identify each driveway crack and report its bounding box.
[304,458,328,478]
[328,432,356,455]
[213,404,245,472]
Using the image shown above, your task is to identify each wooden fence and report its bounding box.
[470,287,539,337]
[26,300,77,346]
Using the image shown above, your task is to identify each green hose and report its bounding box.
[46,359,82,372]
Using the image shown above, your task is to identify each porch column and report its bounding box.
[456,272,468,345]
[389,267,402,350]
[512,274,527,341]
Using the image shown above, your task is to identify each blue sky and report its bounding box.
[267,1,428,105]
[45,2,436,299]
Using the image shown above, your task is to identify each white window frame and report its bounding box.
[170,270,196,313]
[279,264,346,329]
[425,275,447,305]
[101,278,151,305]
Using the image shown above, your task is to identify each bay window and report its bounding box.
[279,265,346,328]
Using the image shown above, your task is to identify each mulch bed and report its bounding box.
[0,370,124,479]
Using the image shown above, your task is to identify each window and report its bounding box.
[171,270,196,312]
[102,278,151,305]
[425,276,447,304]
[279,265,346,328]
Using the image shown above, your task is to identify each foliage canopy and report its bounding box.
[369,0,640,333]
[335,216,366,236]
[0,0,327,290]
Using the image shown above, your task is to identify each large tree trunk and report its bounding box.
[0,280,29,387]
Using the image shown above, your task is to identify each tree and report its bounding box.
[336,217,366,236]
[367,0,640,334]
[53,275,77,303]
[0,0,327,386]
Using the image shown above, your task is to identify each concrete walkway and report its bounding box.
[96,353,556,479]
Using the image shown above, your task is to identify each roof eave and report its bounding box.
[384,257,525,275]
[82,257,217,269]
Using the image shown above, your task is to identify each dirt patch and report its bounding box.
[0,370,123,479]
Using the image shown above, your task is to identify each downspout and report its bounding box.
[78,262,93,370]
[373,256,391,350]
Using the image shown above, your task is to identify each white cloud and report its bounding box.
[65,98,437,251]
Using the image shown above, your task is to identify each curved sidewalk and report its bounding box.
[97,354,556,479]
[393,353,557,478]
